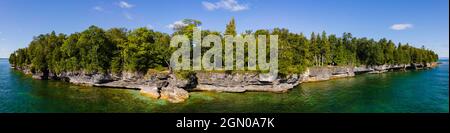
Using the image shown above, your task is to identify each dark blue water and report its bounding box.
[0,58,448,113]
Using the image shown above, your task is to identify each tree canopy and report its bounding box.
[9,18,439,76]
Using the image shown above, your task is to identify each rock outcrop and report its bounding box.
[95,71,191,103]
[158,74,193,103]
[140,86,160,99]
[194,72,298,93]
[57,72,113,85]
[353,64,410,74]
[160,87,189,103]
[299,66,355,82]
[12,62,438,103]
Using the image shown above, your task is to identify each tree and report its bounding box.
[9,53,16,66]
[9,23,439,77]
[329,34,346,65]
[77,26,114,74]
[371,41,385,65]
[310,32,319,66]
[319,31,331,66]
[225,17,237,36]
[123,27,172,72]
[172,19,202,39]
[106,28,128,74]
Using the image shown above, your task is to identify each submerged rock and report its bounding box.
[160,87,189,103]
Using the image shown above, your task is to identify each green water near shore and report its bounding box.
[0,58,448,113]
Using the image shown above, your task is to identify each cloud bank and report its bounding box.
[202,0,249,12]
[390,23,413,30]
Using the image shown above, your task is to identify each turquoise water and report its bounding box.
[0,58,448,113]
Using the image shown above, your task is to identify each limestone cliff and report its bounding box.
[12,62,438,103]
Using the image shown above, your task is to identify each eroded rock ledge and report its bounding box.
[12,62,438,103]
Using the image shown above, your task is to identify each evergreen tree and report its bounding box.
[9,22,439,76]
[225,18,237,36]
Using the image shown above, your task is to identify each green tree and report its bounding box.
[319,31,331,66]
[106,28,128,74]
[310,32,319,66]
[225,17,237,36]
[77,26,114,74]
[9,23,440,77]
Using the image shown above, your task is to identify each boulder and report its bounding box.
[32,73,44,80]
[140,86,160,99]
[160,87,189,103]
[258,73,277,82]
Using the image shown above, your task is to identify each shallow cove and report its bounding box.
[0,58,448,113]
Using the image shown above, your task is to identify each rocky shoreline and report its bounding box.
[12,62,438,103]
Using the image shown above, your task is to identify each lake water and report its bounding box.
[0,58,448,113]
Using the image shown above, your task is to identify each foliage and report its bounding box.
[9,19,439,76]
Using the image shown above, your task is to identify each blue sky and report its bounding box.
[0,0,448,58]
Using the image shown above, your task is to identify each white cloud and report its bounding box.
[93,6,104,12]
[146,24,154,29]
[202,0,249,12]
[167,20,188,30]
[118,1,134,8]
[0,38,5,41]
[202,2,217,10]
[123,12,133,20]
[390,23,413,30]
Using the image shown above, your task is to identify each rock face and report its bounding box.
[158,74,192,103]
[299,66,355,82]
[139,86,160,99]
[32,72,46,80]
[160,87,189,103]
[194,72,298,93]
[427,62,438,68]
[12,62,438,103]
[57,72,113,85]
[97,71,191,103]
[353,64,410,74]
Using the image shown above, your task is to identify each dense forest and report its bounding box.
[9,18,439,76]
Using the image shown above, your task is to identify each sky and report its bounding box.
[0,0,448,58]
